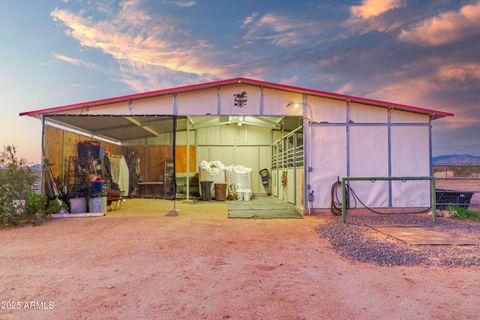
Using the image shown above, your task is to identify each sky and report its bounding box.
[0,0,479,163]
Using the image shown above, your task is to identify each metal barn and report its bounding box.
[20,78,453,215]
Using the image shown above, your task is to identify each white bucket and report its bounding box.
[236,191,244,201]
[244,191,252,201]
[88,196,107,213]
[69,197,87,213]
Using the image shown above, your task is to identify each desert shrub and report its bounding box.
[25,192,47,216]
[446,205,480,221]
[45,199,62,215]
[0,145,39,226]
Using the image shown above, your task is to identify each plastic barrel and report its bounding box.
[214,183,227,201]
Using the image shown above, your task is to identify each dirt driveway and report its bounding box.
[1,200,479,319]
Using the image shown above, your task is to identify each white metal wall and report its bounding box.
[196,125,272,195]
[308,95,431,209]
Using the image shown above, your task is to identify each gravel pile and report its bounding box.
[315,215,480,266]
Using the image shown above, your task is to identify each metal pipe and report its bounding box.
[293,133,297,205]
[341,178,347,222]
[40,115,46,195]
[428,116,433,208]
[387,108,392,207]
[431,178,437,223]
[303,94,310,215]
[186,117,190,201]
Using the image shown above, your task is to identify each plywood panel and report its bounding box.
[296,168,304,208]
[145,146,171,181]
[44,125,64,179]
[63,131,81,176]
[175,146,196,173]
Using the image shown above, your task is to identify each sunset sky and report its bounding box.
[1,0,479,163]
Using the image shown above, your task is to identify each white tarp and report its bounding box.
[391,126,430,207]
[349,127,389,207]
[310,126,346,208]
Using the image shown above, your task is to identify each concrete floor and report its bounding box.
[228,196,302,219]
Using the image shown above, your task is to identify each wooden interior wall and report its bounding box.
[146,146,172,181]
[43,125,123,183]
[43,125,64,179]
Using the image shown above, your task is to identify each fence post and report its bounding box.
[341,178,347,222]
[431,178,437,223]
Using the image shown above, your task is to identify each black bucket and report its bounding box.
[200,181,213,201]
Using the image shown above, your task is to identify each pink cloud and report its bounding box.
[50,2,228,91]
[242,13,323,47]
[399,1,480,46]
[351,0,404,19]
[438,63,480,82]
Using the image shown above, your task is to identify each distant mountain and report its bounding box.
[29,164,42,172]
[433,154,480,165]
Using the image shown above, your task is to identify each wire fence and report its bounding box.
[434,164,480,211]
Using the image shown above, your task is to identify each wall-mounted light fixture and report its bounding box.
[286,101,301,109]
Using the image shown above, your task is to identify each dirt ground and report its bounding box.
[1,199,479,320]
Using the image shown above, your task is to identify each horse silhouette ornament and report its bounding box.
[233,91,247,108]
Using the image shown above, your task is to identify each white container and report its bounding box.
[69,197,87,214]
[236,191,244,201]
[244,190,252,201]
[88,196,107,213]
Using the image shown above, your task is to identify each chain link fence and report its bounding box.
[434,164,480,211]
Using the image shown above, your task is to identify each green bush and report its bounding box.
[0,145,40,226]
[25,192,47,216]
[446,205,480,220]
[45,199,62,215]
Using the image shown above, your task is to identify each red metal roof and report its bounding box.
[19,77,454,119]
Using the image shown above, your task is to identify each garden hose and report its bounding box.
[330,181,432,216]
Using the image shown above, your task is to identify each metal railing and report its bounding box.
[272,144,304,169]
[340,176,437,223]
